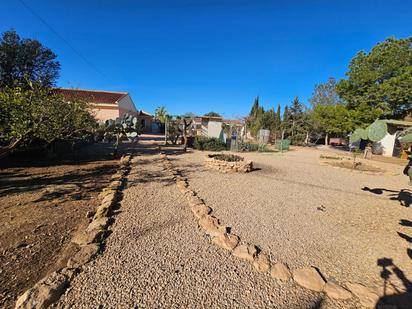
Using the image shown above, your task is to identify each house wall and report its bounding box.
[207,120,222,138]
[379,132,396,157]
[92,105,120,122]
[137,115,153,133]
[118,95,138,117]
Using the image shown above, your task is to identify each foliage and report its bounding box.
[166,118,181,144]
[309,77,340,107]
[204,111,221,117]
[238,142,258,152]
[336,36,412,119]
[350,119,388,143]
[312,104,352,136]
[0,83,96,157]
[154,106,167,124]
[0,30,60,89]
[246,97,282,139]
[211,153,243,162]
[193,136,226,151]
[282,97,311,144]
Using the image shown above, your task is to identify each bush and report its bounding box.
[193,136,226,151]
[238,142,258,152]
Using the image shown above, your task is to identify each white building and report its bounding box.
[376,120,412,157]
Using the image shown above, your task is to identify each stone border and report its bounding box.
[204,153,253,173]
[160,153,399,308]
[14,155,132,309]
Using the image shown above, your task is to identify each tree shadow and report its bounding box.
[362,187,412,207]
[0,164,117,198]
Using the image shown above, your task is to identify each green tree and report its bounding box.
[282,97,309,144]
[155,106,167,124]
[276,104,281,129]
[337,36,412,119]
[204,111,221,117]
[0,30,60,88]
[0,83,96,158]
[309,77,340,107]
[246,96,265,137]
[312,104,352,139]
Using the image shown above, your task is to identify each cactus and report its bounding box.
[104,113,141,157]
[399,127,412,144]
[350,120,388,144]
[368,120,388,142]
[350,128,368,143]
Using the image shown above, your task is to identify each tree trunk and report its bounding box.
[305,132,309,145]
[0,138,24,160]
[325,133,329,145]
[182,119,192,152]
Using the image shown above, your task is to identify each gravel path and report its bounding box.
[173,148,412,292]
[55,143,358,308]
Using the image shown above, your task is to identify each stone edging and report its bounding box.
[14,155,132,309]
[161,153,397,308]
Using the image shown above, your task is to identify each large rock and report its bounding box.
[176,180,188,190]
[15,269,73,308]
[120,155,131,166]
[253,252,271,273]
[292,267,325,292]
[345,282,379,308]
[191,204,212,219]
[93,203,111,219]
[187,195,204,207]
[324,282,352,300]
[72,229,103,245]
[198,215,226,237]
[184,190,196,197]
[98,188,116,199]
[270,262,292,281]
[211,233,239,251]
[86,217,109,233]
[109,180,122,190]
[110,173,122,180]
[232,244,257,262]
[102,193,116,205]
[67,243,100,268]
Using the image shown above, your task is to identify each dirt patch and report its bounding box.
[0,159,117,308]
[324,160,385,173]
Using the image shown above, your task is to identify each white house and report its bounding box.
[376,119,412,157]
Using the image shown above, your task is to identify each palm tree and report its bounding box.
[155,106,167,124]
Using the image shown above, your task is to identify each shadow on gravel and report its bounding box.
[99,164,131,254]
[362,187,412,208]
[306,297,324,309]
[376,257,412,308]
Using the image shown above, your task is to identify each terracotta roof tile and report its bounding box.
[54,88,127,105]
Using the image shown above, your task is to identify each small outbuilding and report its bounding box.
[376,119,412,157]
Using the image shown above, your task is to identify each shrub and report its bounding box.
[210,154,243,162]
[238,142,258,152]
[193,136,226,151]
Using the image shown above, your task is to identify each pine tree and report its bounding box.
[276,104,281,128]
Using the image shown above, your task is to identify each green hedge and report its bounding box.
[193,136,226,151]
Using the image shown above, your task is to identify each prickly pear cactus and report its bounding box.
[349,132,361,143]
[354,128,368,140]
[368,120,388,142]
[104,113,141,156]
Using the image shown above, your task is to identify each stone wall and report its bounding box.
[204,154,253,173]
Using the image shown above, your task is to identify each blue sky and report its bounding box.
[1,0,411,118]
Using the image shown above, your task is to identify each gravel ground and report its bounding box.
[55,141,359,308]
[173,147,412,292]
